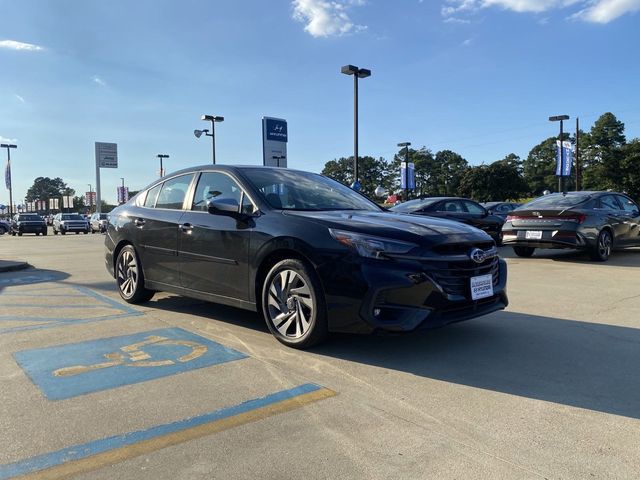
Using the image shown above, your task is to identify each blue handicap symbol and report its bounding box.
[13,328,247,400]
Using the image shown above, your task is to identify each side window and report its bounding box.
[191,172,243,212]
[463,201,485,214]
[155,174,194,210]
[599,195,621,210]
[439,201,462,213]
[143,184,162,208]
[616,195,639,213]
[241,193,256,214]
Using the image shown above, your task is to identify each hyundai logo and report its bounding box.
[273,125,283,132]
[469,248,486,264]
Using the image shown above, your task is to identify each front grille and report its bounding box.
[425,257,500,297]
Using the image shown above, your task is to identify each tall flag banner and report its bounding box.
[4,159,10,190]
[555,140,573,177]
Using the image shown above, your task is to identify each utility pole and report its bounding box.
[575,117,580,191]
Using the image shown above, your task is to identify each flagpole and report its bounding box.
[2,143,16,218]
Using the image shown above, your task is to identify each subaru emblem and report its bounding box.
[469,248,486,264]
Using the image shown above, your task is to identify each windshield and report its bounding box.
[523,193,593,209]
[18,214,41,221]
[241,168,381,212]
[389,198,440,212]
[62,214,84,220]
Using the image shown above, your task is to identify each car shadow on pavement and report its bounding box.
[146,295,268,333]
[0,269,70,293]
[314,311,640,420]
[499,246,640,266]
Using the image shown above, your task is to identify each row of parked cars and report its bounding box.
[389,192,640,262]
[0,213,109,236]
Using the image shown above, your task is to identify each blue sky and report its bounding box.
[1,0,639,206]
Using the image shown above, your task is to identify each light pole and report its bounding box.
[87,184,93,213]
[398,142,411,201]
[549,115,570,193]
[272,155,286,167]
[341,64,371,189]
[120,177,125,204]
[1,143,16,218]
[195,114,224,164]
[157,154,169,177]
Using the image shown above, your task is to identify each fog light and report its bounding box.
[373,308,381,317]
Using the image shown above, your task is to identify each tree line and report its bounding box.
[322,112,640,202]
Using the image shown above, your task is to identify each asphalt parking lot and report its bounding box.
[1,231,639,479]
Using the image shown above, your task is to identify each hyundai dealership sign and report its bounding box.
[262,117,288,167]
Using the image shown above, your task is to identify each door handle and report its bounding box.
[134,218,145,227]
[179,223,193,233]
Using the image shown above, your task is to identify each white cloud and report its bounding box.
[92,76,107,87]
[0,40,43,51]
[0,136,18,144]
[572,0,640,23]
[461,37,474,46]
[441,0,638,22]
[13,94,25,103]
[292,0,367,37]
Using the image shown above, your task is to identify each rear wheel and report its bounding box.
[513,246,535,257]
[116,245,155,303]
[42,229,47,236]
[262,259,328,349]
[17,232,22,237]
[590,229,612,262]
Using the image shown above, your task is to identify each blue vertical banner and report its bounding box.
[400,162,416,189]
[4,160,10,190]
[555,141,573,177]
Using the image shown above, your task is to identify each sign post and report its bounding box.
[95,142,118,213]
[262,117,288,167]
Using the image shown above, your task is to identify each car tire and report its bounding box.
[35,232,39,236]
[116,245,155,303]
[42,229,47,236]
[513,246,535,257]
[91,228,95,234]
[18,232,22,236]
[61,230,66,235]
[53,229,58,235]
[590,229,612,262]
[83,230,88,234]
[261,259,328,349]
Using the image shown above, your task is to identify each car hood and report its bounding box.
[283,210,491,246]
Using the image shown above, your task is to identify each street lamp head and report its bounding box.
[397,142,411,148]
[357,68,371,78]
[341,64,358,75]
[201,114,224,123]
[194,129,203,138]
[156,154,169,159]
[1,144,17,149]
[549,115,570,122]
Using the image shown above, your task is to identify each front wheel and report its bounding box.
[261,259,328,349]
[116,245,155,303]
[513,246,535,257]
[590,229,612,262]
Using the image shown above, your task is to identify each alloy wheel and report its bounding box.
[266,269,314,339]
[598,231,612,259]
[117,249,139,299]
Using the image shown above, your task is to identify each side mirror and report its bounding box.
[207,198,240,216]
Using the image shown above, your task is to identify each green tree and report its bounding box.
[621,139,640,200]
[25,177,74,202]
[435,150,469,196]
[581,112,626,191]
[523,136,563,195]
[321,156,392,199]
[457,154,528,202]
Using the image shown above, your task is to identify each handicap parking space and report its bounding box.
[0,260,337,479]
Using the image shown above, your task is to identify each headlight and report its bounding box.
[329,229,417,259]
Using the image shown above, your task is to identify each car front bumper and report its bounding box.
[318,255,508,334]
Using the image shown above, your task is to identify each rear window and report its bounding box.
[523,194,592,209]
